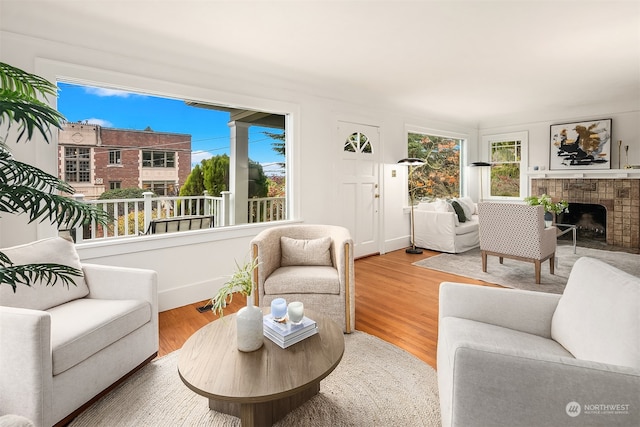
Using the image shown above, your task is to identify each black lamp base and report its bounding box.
[406,247,423,254]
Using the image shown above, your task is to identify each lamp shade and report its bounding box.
[470,161,491,167]
[397,158,426,166]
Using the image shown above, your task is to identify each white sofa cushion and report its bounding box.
[264,266,340,295]
[0,237,89,311]
[551,257,640,369]
[48,298,152,375]
[280,236,333,266]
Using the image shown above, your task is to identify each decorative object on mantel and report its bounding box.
[549,118,612,170]
[524,194,569,227]
[397,158,426,254]
[210,256,263,352]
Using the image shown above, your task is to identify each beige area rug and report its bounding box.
[413,243,640,294]
[69,331,441,427]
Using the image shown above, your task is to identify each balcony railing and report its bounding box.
[69,191,286,243]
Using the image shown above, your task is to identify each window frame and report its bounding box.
[404,125,469,203]
[481,131,529,200]
[108,149,122,165]
[64,146,91,183]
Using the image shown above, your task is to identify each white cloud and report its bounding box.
[84,87,133,98]
[191,151,212,168]
[85,118,113,127]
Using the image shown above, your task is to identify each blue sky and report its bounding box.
[57,82,285,174]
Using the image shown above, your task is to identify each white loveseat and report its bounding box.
[438,257,640,426]
[0,237,158,427]
[413,197,479,253]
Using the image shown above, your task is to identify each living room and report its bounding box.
[1,1,639,426]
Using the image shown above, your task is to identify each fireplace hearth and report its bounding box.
[531,178,640,250]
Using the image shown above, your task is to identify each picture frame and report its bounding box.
[549,118,612,170]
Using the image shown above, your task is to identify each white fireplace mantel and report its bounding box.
[527,168,640,179]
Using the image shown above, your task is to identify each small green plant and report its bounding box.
[209,256,259,317]
[524,194,569,215]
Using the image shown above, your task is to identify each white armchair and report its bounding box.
[0,237,158,427]
[251,224,355,333]
[478,202,556,284]
[438,257,640,426]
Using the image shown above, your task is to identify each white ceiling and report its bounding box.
[2,0,639,128]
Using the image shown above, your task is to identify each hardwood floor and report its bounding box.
[158,248,499,369]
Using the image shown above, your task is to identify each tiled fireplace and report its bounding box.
[530,178,640,249]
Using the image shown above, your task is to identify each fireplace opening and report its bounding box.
[557,203,606,243]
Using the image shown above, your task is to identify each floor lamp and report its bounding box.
[470,161,491,202]
[398,158,426,254]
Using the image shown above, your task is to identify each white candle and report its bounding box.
[287,301,304,324]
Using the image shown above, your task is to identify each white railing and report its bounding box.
[248,197,286,223]
[70,192,286,242]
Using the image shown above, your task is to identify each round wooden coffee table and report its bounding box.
[178,308,344,426]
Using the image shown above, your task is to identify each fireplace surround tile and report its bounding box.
[531,178,640,249]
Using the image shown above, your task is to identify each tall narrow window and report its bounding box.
[108,150,121,165]
[483,131,528,199]
[65,147,91,182]
[407,132,463,202]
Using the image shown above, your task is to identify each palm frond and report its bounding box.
[0,62,64,144]
[0,260,83,293]
[0,184,110,228]
[0,147,74,193]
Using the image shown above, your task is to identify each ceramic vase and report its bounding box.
[236,294,263,352]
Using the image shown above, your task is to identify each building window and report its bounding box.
[65,147,91,182]
[483,131,528,199]
[142,151,175,168]
[109,181,121,190]
[109,150,121,165]
[143,181,176,196]
[407,131,464,202]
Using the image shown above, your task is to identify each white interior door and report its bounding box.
[338,121,380,258]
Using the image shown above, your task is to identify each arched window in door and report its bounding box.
[344,132,373,154]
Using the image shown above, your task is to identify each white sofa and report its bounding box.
[413,197,479,253]
[0,237,158,427]
[438,257,640,426]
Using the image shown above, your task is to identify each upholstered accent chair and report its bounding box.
[251,224,355,333]
[478,202,556,284]
[437,257,640,426]
[0,237,158,427]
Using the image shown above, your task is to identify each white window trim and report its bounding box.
[481,131,529,200]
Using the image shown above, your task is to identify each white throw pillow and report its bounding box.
[0,237,89,311]
[551,257,640,369]
[433,198,451,213]
[455,197,476,218]
[280,236,333,267]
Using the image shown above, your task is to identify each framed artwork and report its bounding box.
[549,118,612,170]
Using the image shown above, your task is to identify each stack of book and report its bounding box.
[263,313,318,348]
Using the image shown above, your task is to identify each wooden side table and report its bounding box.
[178,308,344,426]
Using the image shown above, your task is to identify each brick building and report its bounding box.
[58,122,191,199]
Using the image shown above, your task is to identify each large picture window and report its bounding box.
[56,80,290,234]
[407,131,464,202]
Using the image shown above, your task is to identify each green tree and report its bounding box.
[180,154,268,198]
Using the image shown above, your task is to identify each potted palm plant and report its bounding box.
[0,62,108,292]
